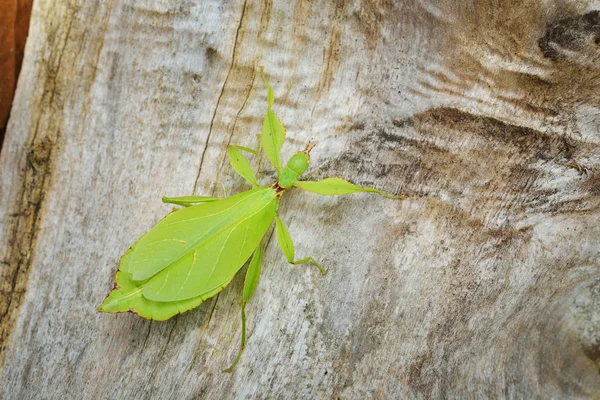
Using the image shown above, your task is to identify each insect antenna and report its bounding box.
[304,141,316,154]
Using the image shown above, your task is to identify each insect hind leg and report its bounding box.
[290,257,327,275]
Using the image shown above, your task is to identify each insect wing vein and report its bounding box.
[129,188,271,281]
[142,190,278,301]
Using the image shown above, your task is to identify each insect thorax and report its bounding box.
[278,152,310,188]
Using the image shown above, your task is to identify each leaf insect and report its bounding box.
[98,68,405,371]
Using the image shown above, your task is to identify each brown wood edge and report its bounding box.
[0,0,33,151]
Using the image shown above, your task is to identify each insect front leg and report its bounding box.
[254,133,262,154]
[227,146,259,186]
[224,244,263,372]
[275,215,327,275]
[161,196,220,207]
[294,177,405,200]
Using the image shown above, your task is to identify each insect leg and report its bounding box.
[161,196,220,207]
[275,215,328,275]
[288,256,327,275]
[227,147,259,186]
[228,145,257,154]
[294,178,406,200]
[254,133,262,154]
[224,244,263,372]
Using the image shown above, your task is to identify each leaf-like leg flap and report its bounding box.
[275,215,327,275]
[260,66,274,109]
[290,256,326,275]
[294,178,405,200]
[227,147,259,186]
[261,110,286,172]
[259,68,285,172]
[254,133,262,155]
[228,145,257,154]
[224,244,263,372]
[162,196,220,207]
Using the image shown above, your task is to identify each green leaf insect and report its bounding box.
[98,68,405,371]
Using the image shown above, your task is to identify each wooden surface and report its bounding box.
[1,1,600,398]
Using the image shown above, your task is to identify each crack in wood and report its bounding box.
[192,0,249,195]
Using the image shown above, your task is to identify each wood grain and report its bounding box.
[1,0,599,398]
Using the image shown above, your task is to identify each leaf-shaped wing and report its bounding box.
[100,245,265,356]
[98,246,225,321]
[98,187,278,319]
[143,194,276,301]
[128,188,275,281]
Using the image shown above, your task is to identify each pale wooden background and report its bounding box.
[1,0,600,398]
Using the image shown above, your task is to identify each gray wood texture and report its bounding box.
[1,0,600,398]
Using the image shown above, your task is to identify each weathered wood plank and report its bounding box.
[1,0,599,398]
